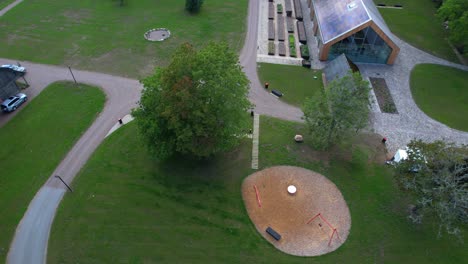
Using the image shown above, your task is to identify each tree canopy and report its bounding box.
[395,140,468,240]
[437,0,468,53]
[132,42,251,159]
[302,72,371,150]
[186,0,204,13]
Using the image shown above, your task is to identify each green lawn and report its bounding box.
[410,64,468,131]
[378,0,459,63]
[257,63,323,107]
[48,117,466,263]
[0,82,105,261]
[0,0,247,78]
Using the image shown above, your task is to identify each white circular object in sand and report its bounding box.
[288,185,297,194]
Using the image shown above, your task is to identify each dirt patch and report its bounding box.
[370,77,398,114]
[242,166,351,256]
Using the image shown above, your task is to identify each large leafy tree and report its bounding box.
[132,42,251,159]
[186,0,204,13]
[437,0,468,53]
[303,72,371,149]
[395,140,468,239]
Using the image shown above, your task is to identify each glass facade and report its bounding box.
[328,26,392,64]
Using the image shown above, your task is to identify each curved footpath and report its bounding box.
[2,0,468,263]
[1,59,142,264]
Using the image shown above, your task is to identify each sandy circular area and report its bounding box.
[242,166,351,256]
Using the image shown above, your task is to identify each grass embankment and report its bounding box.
[410,64,468,131]
[0,82,105,261]
[0,0,248,78]
[257,63,323,107]
[49,117,466,263]
[378,0,459,62]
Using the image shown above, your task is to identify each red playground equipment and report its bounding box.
[253,185,262,207]
[307,213,341,246]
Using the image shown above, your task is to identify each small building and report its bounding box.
[307,0,400,64]
[0,68,21,101]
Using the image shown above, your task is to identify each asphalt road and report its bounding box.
[2,59,142,264]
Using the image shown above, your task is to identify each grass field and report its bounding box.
[257,63,323,107]
[0,0,248,78]
[48,117,467,263]
[0,82,105,261]
[378,0,459,63]
[410,64,468,131]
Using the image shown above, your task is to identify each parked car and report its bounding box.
[1,93,27,113]
[1,64,26,75]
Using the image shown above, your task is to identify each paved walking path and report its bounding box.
[240,0,304,122]
[0,0,23,16]
[1,59,142,264]
[251,113,260,169]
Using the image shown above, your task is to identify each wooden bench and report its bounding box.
[266,227,282,241]
[268,3,275,20]
[286,17,294,33]
[285,0,293,17]
[268,20,275,41]
[278,42,286,56]
[297,21,307,44]
[277,16,285,41]
[293,0,303,21]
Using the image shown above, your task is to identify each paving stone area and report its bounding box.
[359,37,468,154]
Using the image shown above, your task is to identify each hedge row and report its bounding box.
[300,44,309,59]
[279,42,286,56]
[293,0,303,21]
[277,4,283,14]
[268,42,275,55]
[285,0,293,17]
[277,15,285,41]
[287,17,294,33]
[297,21,307,44]
[289,34,296,57]
[268,20,275,40]
[268,2,274,20]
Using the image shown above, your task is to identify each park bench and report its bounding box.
[277,16,285,41]
[268,20,275,40]
[266,227,282,241]
[293,0,303,21]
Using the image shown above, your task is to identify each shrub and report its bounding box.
[289,34,296,57]
[277,4,283,14]
[185,0,204,13]
[300,45,309,59]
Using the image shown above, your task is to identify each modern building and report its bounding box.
[307,0,399,64]
[322,53,359,86]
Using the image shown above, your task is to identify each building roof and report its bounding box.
[323,53,359,84]
[0,68,21,100]
[312,0,394,44]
